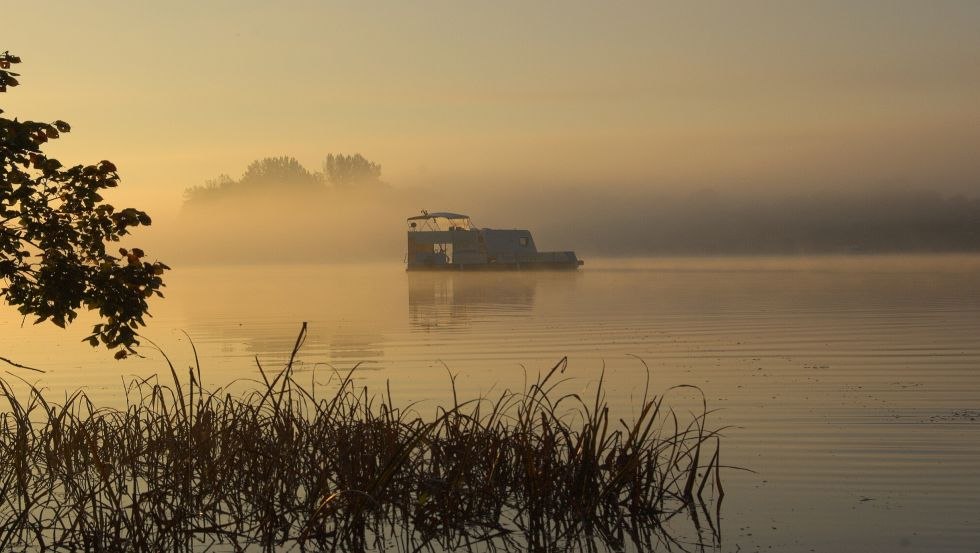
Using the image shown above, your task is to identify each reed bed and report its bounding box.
[0,325,724,552]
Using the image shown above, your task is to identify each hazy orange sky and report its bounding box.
[5,1,980,214]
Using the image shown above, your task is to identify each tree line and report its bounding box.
[508,186,980,255]
[183,153,386,204]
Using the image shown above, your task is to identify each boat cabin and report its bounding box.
[406,211,583,270]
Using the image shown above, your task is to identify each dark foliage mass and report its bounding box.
[0,325,723,552]
[0,52,167,356]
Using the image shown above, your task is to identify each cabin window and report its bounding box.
[519,237,529,247]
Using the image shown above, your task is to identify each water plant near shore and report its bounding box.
[0,325,724,552]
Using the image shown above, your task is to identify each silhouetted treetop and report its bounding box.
[1,51,168,358]
[240,156,317,189]
[323,153,383,188]
[184,156,318,203]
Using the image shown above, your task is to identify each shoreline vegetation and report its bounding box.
[0,324,724,552]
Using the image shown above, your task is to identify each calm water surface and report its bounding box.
[2,255,979,552]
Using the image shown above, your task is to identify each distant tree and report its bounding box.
[239,156,317,189]
[184,157,319,204]
[183,174,233,203]
[323,153,383,188]
[1,51,167,358]
[183,153,388,207]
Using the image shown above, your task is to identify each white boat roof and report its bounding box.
[406,212,470,221]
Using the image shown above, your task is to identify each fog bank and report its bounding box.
[151,179,980,265]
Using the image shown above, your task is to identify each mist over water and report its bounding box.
[153,170,980,265]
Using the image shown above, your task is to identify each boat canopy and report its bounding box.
[407,211,475,232]
[406,212,470,221]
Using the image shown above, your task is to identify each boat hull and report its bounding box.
[406,260,584,271]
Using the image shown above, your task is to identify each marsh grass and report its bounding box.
[0,324,725,552]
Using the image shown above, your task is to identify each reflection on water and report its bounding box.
[1,256,979,552]
[408,272,538,330]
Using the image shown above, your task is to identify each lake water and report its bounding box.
[2,255,979,552]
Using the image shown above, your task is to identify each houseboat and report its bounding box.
[406,211,584,271]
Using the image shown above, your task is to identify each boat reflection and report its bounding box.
[408,272,541,330]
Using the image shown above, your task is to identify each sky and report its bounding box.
[4,0,980,216]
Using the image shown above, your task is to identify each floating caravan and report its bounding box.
[406,211,584,271]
